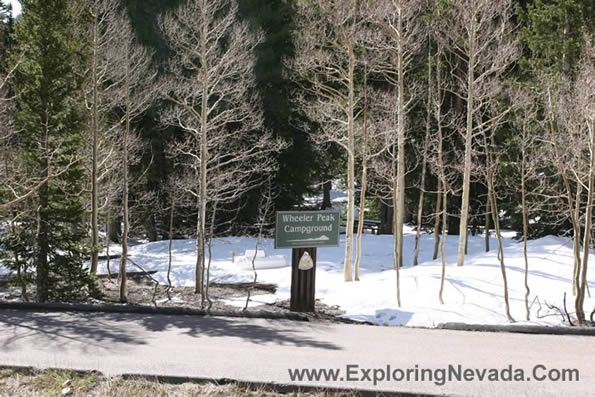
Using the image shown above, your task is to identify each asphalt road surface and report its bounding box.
[0,309,593,396]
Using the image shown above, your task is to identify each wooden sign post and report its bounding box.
[275,210,340,313]
[290,247,317,312]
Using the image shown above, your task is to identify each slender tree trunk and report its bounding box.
[195,195,205,295]
[457,17,476,267]
[322,180,332,209]
[380,199,393,235]
[414,44,432,267]
[393,178,400,307]
[196,7,209,296]
[488,171,514,322]
[354,68,368,281]
[433,179,442,260]
[484,195,490,252]
[395,9,405,270]
[413,146,429,267]
[204,203,217,309]
[119,61,131,304]
[439,190,447,304]
[576,123,595,324]
[557,155,580,299]
[108,215,120,243]
[353,146,367,281]
[90,13,99,275]
[106,203,112,278]
[572,183,582,296]
[521,138,530,320]
[167,198,175,298]
[433,47,444,262]
[344,41,355,282]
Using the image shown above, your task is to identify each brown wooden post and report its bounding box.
[290,247,317,312]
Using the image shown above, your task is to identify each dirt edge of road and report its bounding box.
[0,365,437,397]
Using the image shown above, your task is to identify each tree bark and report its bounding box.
[380,199,393,234]
[354,71,369,281]
[484,195,490,252]
[457,17,476,267]
[119,60,130,304]
[488,172,514,322]
[395,8,406,270]
[195,3,210,296]
[572,183,582,296]
[576,122,595,324]
[433,179,442,260]
[90,11,99,275]
[344,39,356,282]
[439,190,447,304]
[322,180,332,209]
[521,135,530,320]
[167,198,175,297]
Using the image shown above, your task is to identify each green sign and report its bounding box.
[275,210,341,249]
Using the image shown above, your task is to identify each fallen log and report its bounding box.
[209,282,277,293]
[96,270,157,279]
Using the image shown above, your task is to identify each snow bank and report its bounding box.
[2,226,593,328]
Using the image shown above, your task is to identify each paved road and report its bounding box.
[0,309,593,396]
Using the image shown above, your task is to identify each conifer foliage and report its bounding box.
[3,0,93,301]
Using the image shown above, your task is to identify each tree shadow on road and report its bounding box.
[0,310,145,353]
[119,312,343,350]
[0,310,342,353]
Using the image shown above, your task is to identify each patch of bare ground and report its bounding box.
[1,272,359,324]
[0,368,362,397]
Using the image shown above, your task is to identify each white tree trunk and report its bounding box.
[457,20,475,267]
[119,61,130,304]
[576,122,594,324]
[344,43,356,282]
[439,190,447,304]
[354,75,369,281]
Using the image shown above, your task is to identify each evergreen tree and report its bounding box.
[518,0,591,77]
[0,1,10,53]
[6,0,92,301]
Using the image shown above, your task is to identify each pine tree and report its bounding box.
[8,0,92,302]
[518,0,589,77]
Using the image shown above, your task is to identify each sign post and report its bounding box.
[275,210,340,312]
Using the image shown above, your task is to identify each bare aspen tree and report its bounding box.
[160,0,282,301]
[433,48,449,305]
[244,179,275,311]
[79,0,121,274]
[480,109,515,322]
[542,80,587,304]
[368,89,409,306]
[555,43,594,324]
[368,0,425,269]
[446,0,519,266]
[289,0,367,282]
[511,87,541,320]
[106,12,155,303]
[428,43,458,305]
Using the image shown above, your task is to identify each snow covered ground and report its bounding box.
[87,226,594,328]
